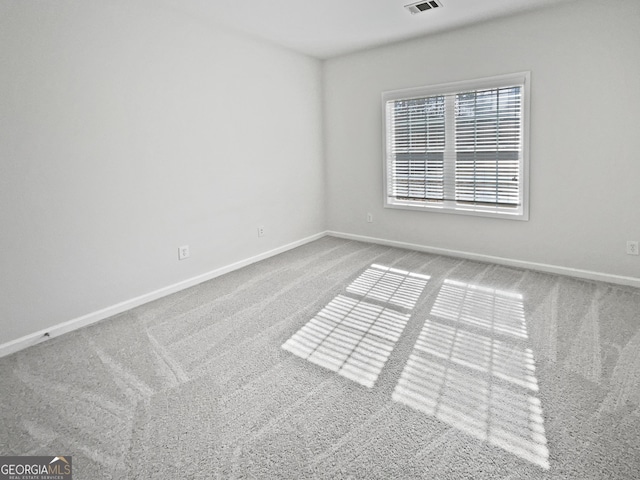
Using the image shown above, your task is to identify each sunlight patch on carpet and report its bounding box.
[282,264,430,388]
[346,264,430,309]
[392,279,550,469]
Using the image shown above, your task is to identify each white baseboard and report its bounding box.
[327,230,640,289]
[0,231,328,359]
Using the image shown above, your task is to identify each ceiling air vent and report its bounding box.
[405,0,442,14]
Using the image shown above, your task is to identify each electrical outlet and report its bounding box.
[178,245,190,260]
[257,226,265,238]
[367,213,373,223]
[627,240,639,256]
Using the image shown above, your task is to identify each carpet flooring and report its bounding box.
[1,236,640,479]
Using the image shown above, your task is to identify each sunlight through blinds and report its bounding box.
[454,86,522,207]
[384,73,528,218]
[389,96,445,202]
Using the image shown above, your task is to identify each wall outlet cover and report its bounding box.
[178,245,190,260]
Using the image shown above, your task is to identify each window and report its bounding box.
[382,72,530,220]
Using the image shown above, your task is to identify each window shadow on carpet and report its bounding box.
[282,267,549,469]
[282,264,429,388]
[392,279,550,469]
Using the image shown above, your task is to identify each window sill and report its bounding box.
[384,199,528,221]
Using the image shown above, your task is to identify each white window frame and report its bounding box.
[382,72,530,220]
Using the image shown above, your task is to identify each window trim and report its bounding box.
[381,72,531,221]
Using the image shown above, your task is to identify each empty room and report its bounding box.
[1,0,639,478]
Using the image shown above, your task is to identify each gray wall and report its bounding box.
[324,0,640,279]
[0,0,325,344]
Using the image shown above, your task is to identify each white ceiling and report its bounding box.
[161,0,573,59]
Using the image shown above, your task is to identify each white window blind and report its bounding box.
[389,96,445,202]
[383,72,529,219]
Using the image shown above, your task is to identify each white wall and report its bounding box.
[324,0,640,280]
[0,0,325,345]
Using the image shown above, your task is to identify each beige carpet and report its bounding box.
[1,236,640,478]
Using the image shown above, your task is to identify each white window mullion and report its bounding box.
[443,94,456,208]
